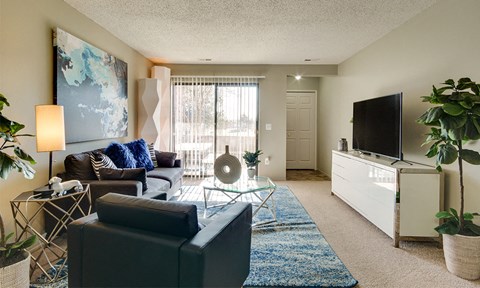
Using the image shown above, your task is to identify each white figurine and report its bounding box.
[48,176,83,197]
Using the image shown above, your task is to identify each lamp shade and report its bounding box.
[36,105,66,152]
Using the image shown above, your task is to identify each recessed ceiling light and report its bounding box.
[295,75,302,80]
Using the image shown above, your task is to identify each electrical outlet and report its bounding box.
[264,157,270,165]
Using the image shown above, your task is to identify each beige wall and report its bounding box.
[318,0,480,213]
[164,64,336,180]
[0,0,152,232]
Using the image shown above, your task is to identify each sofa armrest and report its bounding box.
[68,213,99,288]
[88,180,142,211]
[68,213,187,288]
[179,202,252,288]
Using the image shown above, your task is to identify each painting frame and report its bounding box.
[54,27,128,143]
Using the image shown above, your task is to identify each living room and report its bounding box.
[1,0,480,287]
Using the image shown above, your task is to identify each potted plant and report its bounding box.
[417,78,480,280]
[0,94,37,287]
[242,150,262,179]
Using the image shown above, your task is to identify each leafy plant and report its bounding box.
[417,78,480,236]
[0,94,36,179]
[0,231,36,267]
[0,93,36,268]
[242,150,263,168]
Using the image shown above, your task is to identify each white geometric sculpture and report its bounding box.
[151,66,171,151]
[137,78,161,149]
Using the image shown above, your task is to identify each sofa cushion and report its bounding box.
[155,151,177,168]
[64,151,98,180]
[146,177,170,193]
[99,168,148,192]
[125,139,154,171]
[147,143,159,168]
[96,193,199,238]
[147,167,184,188]
[105,142,137,168]
[90,151,117,179]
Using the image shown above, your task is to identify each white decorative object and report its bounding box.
[138,78,162,150]
[151,66,171,151]
[0,251,30,288]
[443,234,480,280]
[214,145,241,184]
[247,167,256,179]
[331,150,442,247]
[49,176,83,197]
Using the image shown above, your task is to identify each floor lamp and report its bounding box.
[34,105,66,195]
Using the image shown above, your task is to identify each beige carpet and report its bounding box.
[277,180,480,288]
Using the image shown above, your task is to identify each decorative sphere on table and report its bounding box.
[214,145,241,184]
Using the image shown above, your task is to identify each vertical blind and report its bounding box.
[171,76,259,178]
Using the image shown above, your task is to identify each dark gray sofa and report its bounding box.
[68,193,252,288]
[44,148,184,236]
[60,148,184,205]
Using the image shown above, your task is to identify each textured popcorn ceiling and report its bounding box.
[64,0,437,64]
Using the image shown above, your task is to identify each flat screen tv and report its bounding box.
[352,93,403,161]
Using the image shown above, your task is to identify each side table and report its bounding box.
[10,184,91,283]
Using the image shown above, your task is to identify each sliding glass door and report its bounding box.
[171,77,258,178]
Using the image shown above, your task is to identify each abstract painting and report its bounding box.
[54,27,128,143]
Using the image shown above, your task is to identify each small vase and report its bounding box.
[214,145,242,184]
[247,167,256,179]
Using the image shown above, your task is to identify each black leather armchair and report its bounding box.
[68,193,252,288]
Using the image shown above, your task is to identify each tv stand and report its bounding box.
[331,151,443,247]
[390,159,413,165]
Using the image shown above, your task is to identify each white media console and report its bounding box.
[331,150,443,247]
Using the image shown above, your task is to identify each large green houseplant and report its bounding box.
[0,94,36,286]
[417,77,480,279]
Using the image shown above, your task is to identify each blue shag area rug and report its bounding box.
[34,186,357,288]
[176,185,358,288]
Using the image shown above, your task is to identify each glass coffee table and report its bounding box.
[201,176,277,226]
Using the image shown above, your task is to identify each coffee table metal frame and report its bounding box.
[201,176,277,226]
[10,184,91,283]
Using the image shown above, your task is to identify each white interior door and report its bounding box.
[286,91,317,169]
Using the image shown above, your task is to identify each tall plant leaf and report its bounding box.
[439,113,467,130]
[437,144,457,165]
[14,147,36,164]
[0,153,15,179]
[460,149,480,165]
[443,103,465,116]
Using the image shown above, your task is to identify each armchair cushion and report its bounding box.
[96,193,199,238]
[99,168,148,192]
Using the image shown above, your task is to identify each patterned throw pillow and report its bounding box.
[105,142,137,168]
[147,143,159,168]
[89,151,117,179]
[124,139,154,171]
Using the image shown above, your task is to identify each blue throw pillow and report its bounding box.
[124,139,154,171]
[104,142,137,168]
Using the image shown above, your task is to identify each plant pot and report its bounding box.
[443,234,480,280]
[0,251,31,288]
[247,167,256,179]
